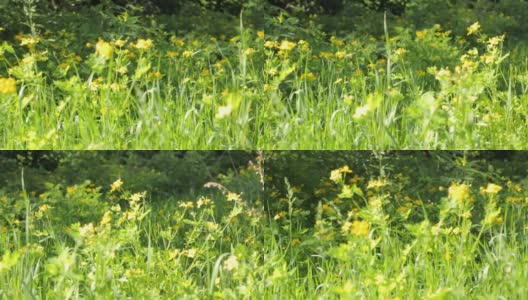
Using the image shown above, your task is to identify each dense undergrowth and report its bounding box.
[1,1,528,149]
[1,154,527,298]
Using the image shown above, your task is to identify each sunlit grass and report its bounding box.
[1,13,528,149]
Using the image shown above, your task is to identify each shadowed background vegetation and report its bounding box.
[2,151,527,200]
[3,0,528,41]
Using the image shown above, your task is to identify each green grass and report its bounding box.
[1,12,528,149]
[1,166,527,299]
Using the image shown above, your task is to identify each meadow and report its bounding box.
[2,1,528,149]
[1,152,527,299]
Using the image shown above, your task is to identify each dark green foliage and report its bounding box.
[0,151,255,197]
[1,151,525,200]
[38,0,398,15]
[4,0,528,42]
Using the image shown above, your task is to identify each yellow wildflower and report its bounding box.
[395,48,408,56]
[168,249,182,261]
[110,178,123,192]
[367,178,386,189]
[110,83,122,91]
[129,192,146,202]
[335,51,349,59]
[353,104,371,119]
[135,38,153,50]
[506,196,523,204]
[339,165,352,174]
[267,67,278,76]
[38,204,51,214]
[148,71,163,80]
[349,175,362,184]
[244,48,257,56]
[264,40,276,48]
[263,84,273,91]
[467,21,480,36]
[274,211,287,220]
[183,248,197,258]
[330,36,345,47]
[20,35,40,46]
[22,55,36,65]
[319,52,334,59]
[79,223,95,237]
[416,31,426,40]
[179,201,194,209]
[226,192,241,202]
[301,72,316,81]
[488,35,505,47]
[124,268,144,278]
[197,196,211,208]
[216,104,233,119]
[95,39,113,59]
[350,220,370,237]
[481,183,502,195]
[257,31,265,39]
[448,183,471,202]
[298,40,310,51]
[0,77,17,95]
[166,51,178,58]
[339,185,354,198]
[117,66,128,74]
[279,40,296,51]
[170,35,185,46]
[114,39,126,47]
[206,221,219,231]
[330,170,341,183]
[223,255,239,271]
[100,211,112,226]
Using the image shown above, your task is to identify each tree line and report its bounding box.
[36,0,496,15]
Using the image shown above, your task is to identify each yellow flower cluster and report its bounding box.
[134,38,154,50]
[350,220,370,237]
[100,211,112,226]
[223,255,239,271]
[79,223,95,238]
[20,35,40,47]
[216,104,233,119]
[330,165,352,183]
[110,178,123,192]
[416,30,426,40]
[226,192,242,202]
[480,183,502,195]
[467,21,481,36]
[330,36,345,47]
[448,182,471,202]
[244,48,257,56]
[279,40,296,51]
[367,178,387,190]
[179,201,194,208]
[95,39,113,59]
[300,72,317,81]
[0,77,16,95]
